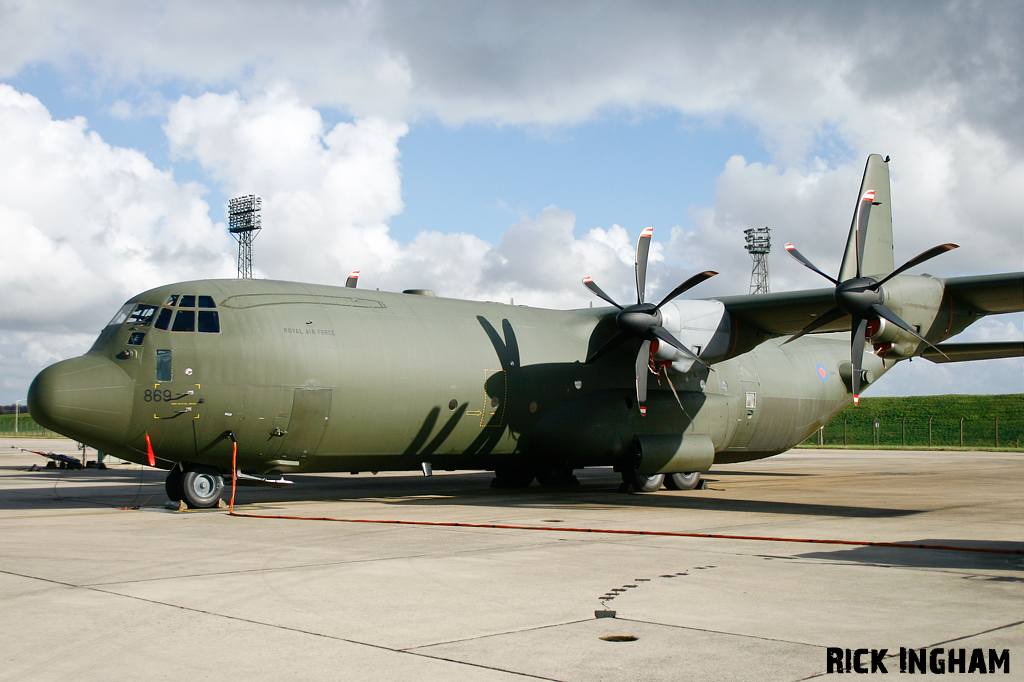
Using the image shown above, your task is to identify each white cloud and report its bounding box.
[0,85,234,332]
[0,85,237,401]
[1,3,1022,400]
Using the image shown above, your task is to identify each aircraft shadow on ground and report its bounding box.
[227,472,921,519]
[4,468,919,519]
[794,543,1024,574]
[3,466,921,518]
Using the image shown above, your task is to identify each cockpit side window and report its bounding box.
[198,295,216,308]
[179,295,196,308]
[107,303,134,327]
[165,295,179,306]
[126,304,157,327]
[156,349,172,382]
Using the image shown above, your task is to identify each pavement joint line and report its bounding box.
[3,566,566,682]
[922,618,1024,649]
[403,617,596,652]
[76,539,569,588]
[612,616,823,650]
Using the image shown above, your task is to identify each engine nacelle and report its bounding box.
[658,299,732,373]
[871,275,946,358]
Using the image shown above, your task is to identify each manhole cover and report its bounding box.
[600,635,638,642]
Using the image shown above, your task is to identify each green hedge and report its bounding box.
[801,394,1024,449]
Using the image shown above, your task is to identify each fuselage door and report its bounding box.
[280,388,333,457]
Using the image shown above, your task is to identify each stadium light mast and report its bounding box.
[228,195,262,279]
[744,226,771,294]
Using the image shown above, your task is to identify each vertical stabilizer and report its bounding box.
[838,154,894,280]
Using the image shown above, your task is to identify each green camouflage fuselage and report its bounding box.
[32,278,873,475]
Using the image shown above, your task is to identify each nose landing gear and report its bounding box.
[165,463,226,509]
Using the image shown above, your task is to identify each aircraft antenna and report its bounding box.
[744,226,771,294]
[228,195,262,279]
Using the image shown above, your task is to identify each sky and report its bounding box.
[0,0,1022,404]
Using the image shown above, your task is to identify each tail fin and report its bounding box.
[838,154,894,280]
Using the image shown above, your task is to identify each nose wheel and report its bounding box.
[165,463,226,509]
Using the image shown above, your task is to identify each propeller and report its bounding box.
[345,270,360,288]
[784,189,957,405]
[582,227,717,416]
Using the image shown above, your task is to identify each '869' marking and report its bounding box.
[144,389,174,402]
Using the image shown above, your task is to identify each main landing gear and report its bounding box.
[620,471,704,492]
[166,463,226,509]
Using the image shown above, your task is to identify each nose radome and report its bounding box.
[28,354,135,448]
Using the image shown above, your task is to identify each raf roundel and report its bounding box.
[816,363,829,383]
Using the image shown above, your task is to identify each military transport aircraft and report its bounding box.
[28,155,1024,508]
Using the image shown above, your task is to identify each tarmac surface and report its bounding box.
[2,437,1022,681]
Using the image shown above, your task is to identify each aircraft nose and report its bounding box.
[28,354,135,446]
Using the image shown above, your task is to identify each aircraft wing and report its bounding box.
[921,341,1024,363]
[715,287,843,336]
[939,272,1024,315]
[715,272,1024,338]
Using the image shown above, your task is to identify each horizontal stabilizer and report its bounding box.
[921,341,1024,364]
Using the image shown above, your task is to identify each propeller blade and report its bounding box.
[582,277,624,309]
[873,243,959,289]
[782,305,847,345]
[855,190,876,278]
[869,304,949,359]
[650,325,710,369]
[345,270,360,288]
[635,340,651,409]
[851,316,868,405]
[655,270,718,310]
[784,243,839,285]
[635,227,653,304]
[585,330,631,365]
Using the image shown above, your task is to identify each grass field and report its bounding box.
[799,394,1023,450]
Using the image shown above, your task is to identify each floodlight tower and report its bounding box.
[228,195,262,279]
[744,226,771,294]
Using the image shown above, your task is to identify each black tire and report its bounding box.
[180,466,225,508]
[165,466,184,501]
[491,466,535,488]
[623,472,664,492]
[665,472,701,490]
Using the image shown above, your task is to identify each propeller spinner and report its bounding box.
[582,227,717,415]
[784,190,957,404]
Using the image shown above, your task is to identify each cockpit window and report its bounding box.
[154,308,173,331]
[126,304,157,327]
[107,303,134,327]
[197,310,220,333]
[171,309,196,332]
[153,295,220,333]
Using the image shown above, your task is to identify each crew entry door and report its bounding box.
[280,388,333,457]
